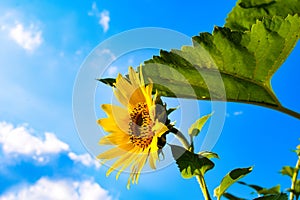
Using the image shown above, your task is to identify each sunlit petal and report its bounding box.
[97,67,169,188]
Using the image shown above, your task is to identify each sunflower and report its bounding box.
[97,66,169,188]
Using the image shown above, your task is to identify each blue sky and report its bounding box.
[0,0,299,199]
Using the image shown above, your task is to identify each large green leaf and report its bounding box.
[226,0,300,31]
[141,15,300,113]
[214,167,253,198]
[170,145,214,179]
[98,2,300,119]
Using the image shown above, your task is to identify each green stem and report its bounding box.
[290,155,300,200]
[196,175,211,200]
[169,127,190,149]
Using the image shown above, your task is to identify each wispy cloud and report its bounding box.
[100,49,116,60]
[0,11,43,52]
[88,2,110,33]
[99,10,110,33]
[9,22,43,51]
[107,66,118,76]
[226,111,244,118]
[233,111,243,116]
[0,177,113,200]
[68,152,100,169]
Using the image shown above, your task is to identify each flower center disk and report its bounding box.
[129,102,153,149]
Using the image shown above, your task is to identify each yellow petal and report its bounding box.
[99,104,130,132]
[106,148,139,176]
[99,133,129,145]
[115,148,142,180]
[98,118,122,133]
[97,147,126,160]
[128,66,141,88]
[97,143,134,159]
[132,153,148,184]
[148,137,158,169]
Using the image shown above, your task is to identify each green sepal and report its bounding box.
[97,78,115,87]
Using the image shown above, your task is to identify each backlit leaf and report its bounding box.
[214,167,253,198]
[170,145,214,179]
[226,0,300,31]
[188,113,213,137]
[142,15,300,112]
[253,193,288,200]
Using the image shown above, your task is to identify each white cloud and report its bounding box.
[0,122,69,161]
[99,10,110,33]
[128,58,134,65]
[107,66,118,76]
[100,49,116,60]
[0,121,102,169]
[9,22,43,51]
[88,2,98,16]
[0,178,113,200]
[68,152,100,169]
[88,2,110,32]
[233,111,243,116]
[75,49,82,55]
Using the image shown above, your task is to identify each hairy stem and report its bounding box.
[290,155,300,200]
[169,126,190,149]
[196,175,211,200]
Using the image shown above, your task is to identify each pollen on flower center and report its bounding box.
[129,102,153,149]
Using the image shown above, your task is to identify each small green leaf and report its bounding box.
[214,167,253,198]
[223,193,245,200]
[170,145,214,178]
[280,166,295,178]
[198,151,220,159]
[295,143,300,155]
[188,113,213,137]
[253,193,288,200]
[259,185,281,195]
[238,181,280,195]
[238,181,263,192]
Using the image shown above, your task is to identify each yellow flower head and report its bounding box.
[97,66,169,188]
